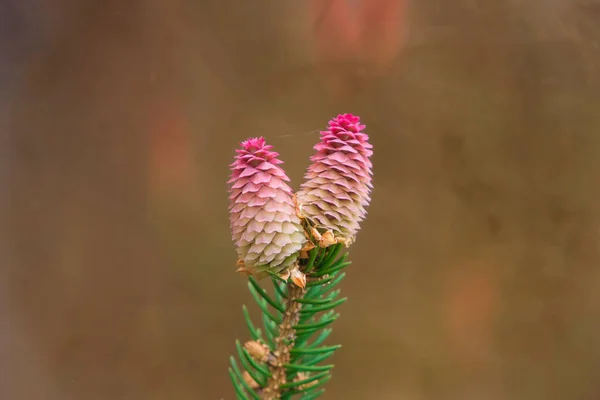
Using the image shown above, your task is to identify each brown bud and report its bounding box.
[319,230,336,248]
[236,259,253,276]
[311,226,322,241]
[290,265,306,289]
[293,193,304,219]
[336,235,351,247]
[295,372,318,391]
[243,370,260,389]
[302,241,316,252]
[244,340,270,362]
[236,267,252,276]
[278,269,291,282]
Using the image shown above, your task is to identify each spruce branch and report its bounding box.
[230,243,349,399]
[226,114,372,399]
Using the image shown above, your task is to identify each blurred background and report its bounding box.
[4,0,600,399]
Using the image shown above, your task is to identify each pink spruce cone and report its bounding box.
[228,137,306,277]
[297,114,373,244]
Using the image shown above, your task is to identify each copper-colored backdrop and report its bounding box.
[5,1,600,399]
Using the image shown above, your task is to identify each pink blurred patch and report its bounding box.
[443,266,499,362]
[147,98,196,193]
[309,0,360,62]
[309,0,408,93]
[358,0,408,75]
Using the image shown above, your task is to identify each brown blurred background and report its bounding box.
[4,0,600,399]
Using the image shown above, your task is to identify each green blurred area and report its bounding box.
[6,1,600,399]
